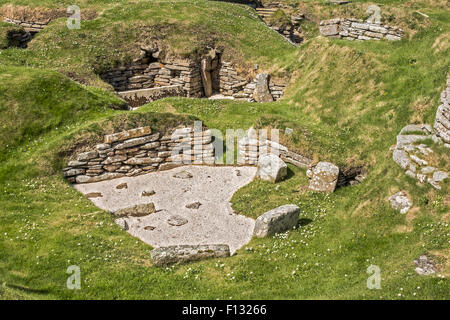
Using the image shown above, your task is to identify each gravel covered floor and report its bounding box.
[74,165,257,253]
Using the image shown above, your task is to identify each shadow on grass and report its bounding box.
[297,218,313,227]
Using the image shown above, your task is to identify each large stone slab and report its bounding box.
[307,161,340,192]
[253,73,273,102]
[113,203,156,218]
[257,154,287,183]
[104,126,152,144]
[320,23,339,36]
[75,172,124,184]
[113,133,160,150]
[150,244,230,266]
[253,204,300,237]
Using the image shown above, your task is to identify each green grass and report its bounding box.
[0,65,127,156]
[0,0,449,300]
[0,1,296,87]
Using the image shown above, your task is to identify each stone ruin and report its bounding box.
[392,76,449,190]
[3,16,48,33]
[255,5,303,44]
[1,16,47,48]
[63,126,215,184]
[238,127,313,167]
[320,18,404,41]
[100,47,286,107]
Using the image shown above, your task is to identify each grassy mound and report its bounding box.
[0,0,449,300]
[0,65,127,156]
[0,1,296,88]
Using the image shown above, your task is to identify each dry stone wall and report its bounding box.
[63,126,215,184]
[100,60,203,98]
[320,18,404,41]
[238,128,313,167]
[102,59,285,103]
[3,16,47,33]
[433,76,450,145]
[219,62,285,101]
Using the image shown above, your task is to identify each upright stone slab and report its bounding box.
[307,161,340,192]
[150,244,230,266]
[257,154,288,183]
[253,73,274,102]
[253,204,300,237]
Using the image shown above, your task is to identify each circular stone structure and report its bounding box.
[74,165,257,253]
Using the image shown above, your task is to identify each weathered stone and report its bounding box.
[308,162,340,192]
[396,134,430,147]
[253,204,300,237]
[410,155,428,166]
[421,166,436,174]
[104,127,152,144]
[392,149,411,170]
[96,143,111,151]
[434,103,450,143]
[102,155,127,165]
[320,23,339,36]
[414,255,437,275]
[389,191,411,214]
[256,154,287,183]
[77,151,99,161]
[86,192,103,198]
[186,201,202,209]
[104,164,121,172]
[173,170,193,179]
[253,73,273,102]
[116,183,128,189]
[114,133,160,150]
[432,171,448,182]
[67,160,87,167]
[75,172,124,184]
[141,141,161,149]
[159,163,181,171]
[115,147,139,155]
[142,190,155,197]
[63,168,85,177]
[125,157,159,165]
[167,215,188,226]
[150,244,230,266]
[113,203,156,218]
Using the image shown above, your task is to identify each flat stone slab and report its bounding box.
[74,165,257,254]
[389,191,411,214]
[151,244,230,266]
[307,161,340,192]
[253,204,300,237]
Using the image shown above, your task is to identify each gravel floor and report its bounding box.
[74,165,257,254]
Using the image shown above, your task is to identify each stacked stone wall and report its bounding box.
[63,126,214,184]
[320,18,404,41]
[218,62,285,101]
[3,16,47,33]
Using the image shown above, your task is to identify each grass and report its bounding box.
[0,65,127,155]
[0,0,449,300]
[0,1,296,88]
